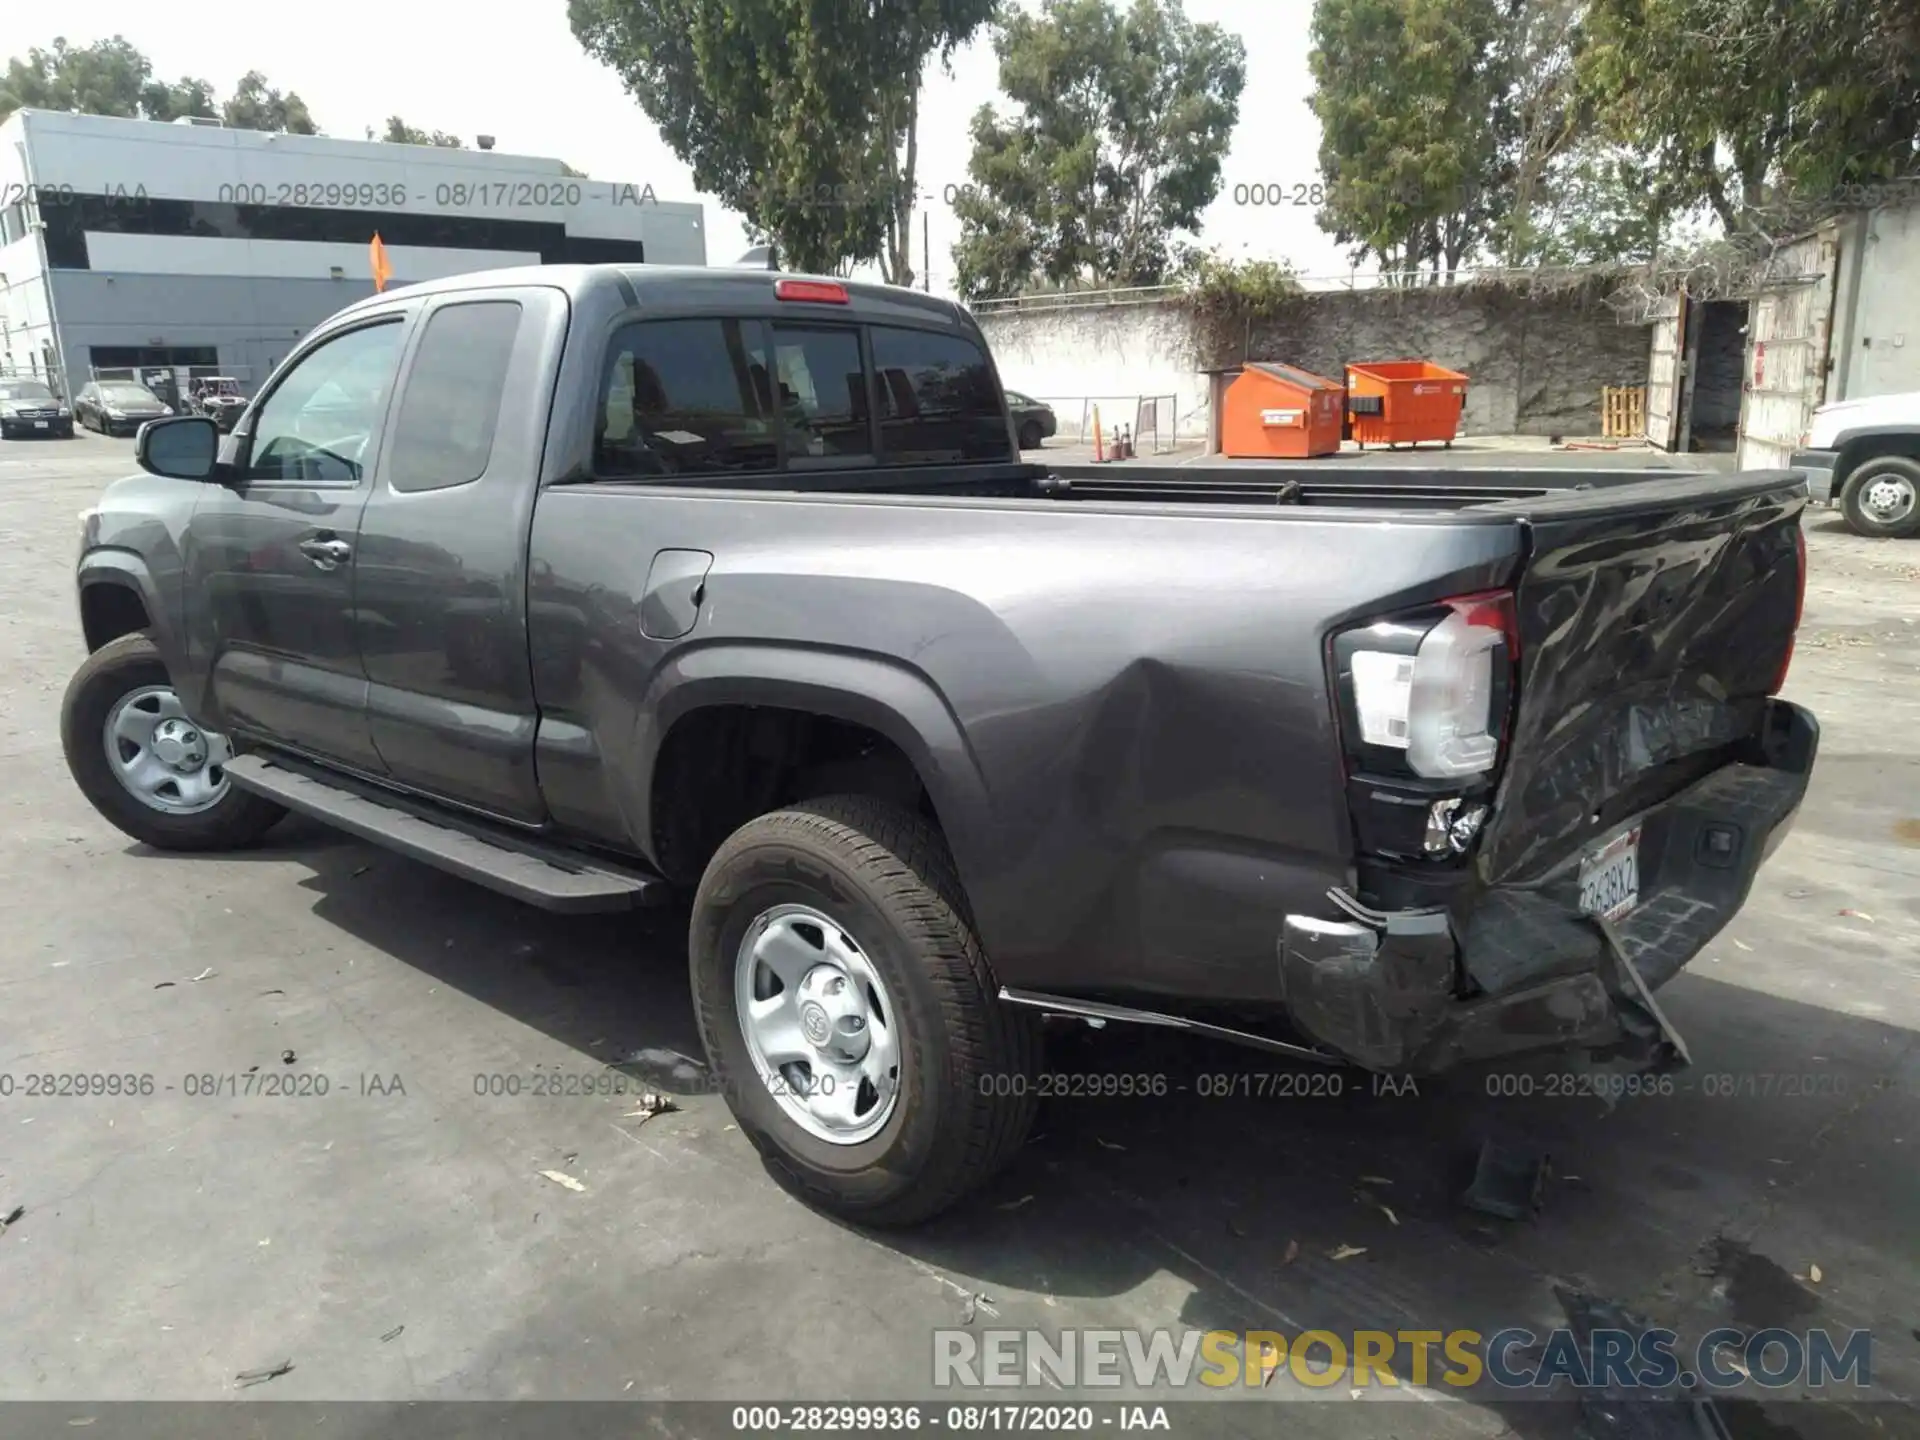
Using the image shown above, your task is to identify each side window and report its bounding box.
[769,325,872,462]
[594,318,777,478]
[387,300,523,493]
[871,325,1012,464]
[245,321,405,484]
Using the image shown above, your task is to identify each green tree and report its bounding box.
[379,117,464,147]
[1582,0,1920,236]
[571,0,995,281]
[1307,0,1505,279]
[222,70,317,134]
[142,77,220,123]
[0,37,202,123]
[1,40,318,134]
[1501,139,1673,263]
[950,0,1246,299]
[1487,0,1677,266]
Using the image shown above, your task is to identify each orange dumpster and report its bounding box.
[1221,362,1345,459]
[1345,360,1468,448]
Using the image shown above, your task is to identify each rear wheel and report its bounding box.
[1839,455,1920,538]
[1018,420,1043,450]
[60,633,286,851]
[690,795,1039,1226]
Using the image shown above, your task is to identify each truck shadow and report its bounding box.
[251,830,1914,1439]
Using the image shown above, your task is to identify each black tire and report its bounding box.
[1838,455,1920,538]
[60,632,286,851]
[690,795,1040,1226]
[1018,420,1043,450]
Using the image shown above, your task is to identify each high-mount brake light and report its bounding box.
[775,279,850,304]
[1340,590,1518,780]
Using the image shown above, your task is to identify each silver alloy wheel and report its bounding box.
[735,903,902,1145]
[1860,472,1918,526]
[102,685,234,815]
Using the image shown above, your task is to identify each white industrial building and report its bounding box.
[0,108,706,399]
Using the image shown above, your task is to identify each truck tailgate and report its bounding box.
[1478,474,1806,884]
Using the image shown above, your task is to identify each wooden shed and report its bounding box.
[1221,362,1346,459]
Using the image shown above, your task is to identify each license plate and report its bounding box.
[33,420,48,429]
[1578,827,1641,922]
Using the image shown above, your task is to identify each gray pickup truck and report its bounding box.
[62,264,1817,1224]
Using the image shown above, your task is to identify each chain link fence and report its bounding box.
[1026,393,1197,451]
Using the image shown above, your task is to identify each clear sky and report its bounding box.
[29,0,1353,292]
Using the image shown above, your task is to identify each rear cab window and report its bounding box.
[871,325,1011,465]
[586,305,1010,483]
[769,324,872,466]
[596,318,779,476]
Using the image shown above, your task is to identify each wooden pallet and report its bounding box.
[1602,386,1647,438]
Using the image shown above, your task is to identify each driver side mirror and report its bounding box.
[136,415,221,481]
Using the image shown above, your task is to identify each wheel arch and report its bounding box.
[76,551,184,669]
[1832,425,1920,487]
[634,644,995,893]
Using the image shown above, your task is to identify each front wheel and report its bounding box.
[60,633,286,851]
[690,796,1039,1226]
[1839,455,1920,538]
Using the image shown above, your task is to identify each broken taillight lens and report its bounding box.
[1334,591,1518,780]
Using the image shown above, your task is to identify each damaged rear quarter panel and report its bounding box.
[1481,483,1804,885]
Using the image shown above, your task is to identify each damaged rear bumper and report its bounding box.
[1278,700,1818,1074]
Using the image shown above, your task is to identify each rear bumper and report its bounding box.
[1278,699,1819,1074]
[1791,448,1839,504]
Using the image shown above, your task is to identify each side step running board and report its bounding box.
[997,987,1341,1066]
[225,754,668,914]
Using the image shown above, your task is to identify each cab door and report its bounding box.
[354,286,566,823]
[183,310,412,773]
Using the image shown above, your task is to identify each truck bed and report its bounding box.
[617,457,1800,517]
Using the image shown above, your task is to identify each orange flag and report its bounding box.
[370,232,392,293]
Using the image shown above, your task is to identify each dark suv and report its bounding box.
[0,378,74,438]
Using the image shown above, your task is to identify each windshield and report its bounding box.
[0,382,55,402]
[103,384,159,403]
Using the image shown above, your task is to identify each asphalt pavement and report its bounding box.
[1,430,1916,1437]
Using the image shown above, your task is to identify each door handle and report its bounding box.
[298,537,353,571]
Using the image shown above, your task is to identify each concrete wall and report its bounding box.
[975,286,1651,441]
[977,301,1210,438]
[1246,288,1648,436]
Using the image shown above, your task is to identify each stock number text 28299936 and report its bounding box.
[216,182,411,208]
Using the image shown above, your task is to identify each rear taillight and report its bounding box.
[1335,590,1518,780]
[1771,523,1806,694]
